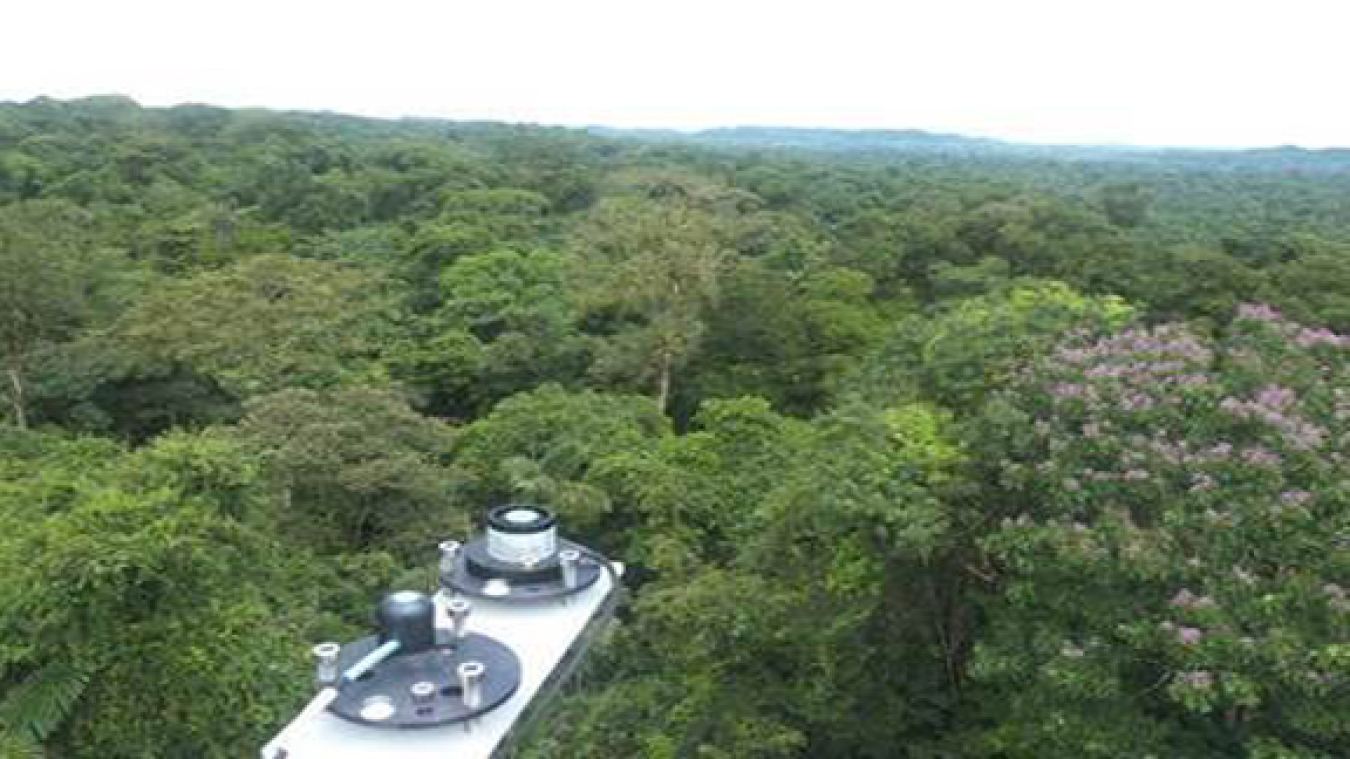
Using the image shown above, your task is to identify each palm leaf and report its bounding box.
[0,728,44,759]
[0,661,88,744]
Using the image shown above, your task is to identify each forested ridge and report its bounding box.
[0,95,1345,758]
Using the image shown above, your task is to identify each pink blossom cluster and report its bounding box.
[1239,447,1282,468]
[1160,621,1205,645]
[1219,386,1327,451]
[1169,589,1218,610]
[1235,303,1285,323]
[1236,302,1350,348]
[1054,327,1213,371]
[1293,326,1350,348]
[1175,670,1214,688]
[989,306,1347,743]
[1043,326,1215,421]
[1280,490,1312,506]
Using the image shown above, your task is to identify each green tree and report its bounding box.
[1142,244,1262,322]
[854,281,1136,409]
[234,387,460,555]
[968,306,1350,758]
[385,247,587,417]
[1266,249,1350,331]
[572,196,732,414]
[0,201,132,428]
[115,254,393,398]
[1097,182,1152,228]
[0,430,314,758]
[689,264,888,417]
[589,396,805,572]
[451,385,669,538]
[534,400,969,759]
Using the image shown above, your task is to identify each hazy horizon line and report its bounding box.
[5,92,1347,154]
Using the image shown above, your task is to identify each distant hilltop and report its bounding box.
[589,125,1006,152]
[4,95,1348,172]
[588,124,1350,171]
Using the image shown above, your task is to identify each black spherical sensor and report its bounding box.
[377,591,436,653]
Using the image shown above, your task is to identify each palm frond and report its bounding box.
[0,661,88,744]
[0,728,44,759]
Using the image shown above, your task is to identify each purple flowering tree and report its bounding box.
[970,304,1349,758]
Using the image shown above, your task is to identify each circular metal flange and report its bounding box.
[328,633,521,728]
[486,504,557,535]
[441,537,601,602]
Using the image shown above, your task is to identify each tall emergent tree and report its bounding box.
[572,196,731,414]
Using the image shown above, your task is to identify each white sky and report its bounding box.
[2,0,1347,148]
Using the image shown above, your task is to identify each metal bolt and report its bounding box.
[458,661,485,709]
[447,598,471,640]
[312,642,340,687]
[559,549,580,588]
[438,540,461,579]
[410,681,436,705]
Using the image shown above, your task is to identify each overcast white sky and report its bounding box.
[2,0,1347,148]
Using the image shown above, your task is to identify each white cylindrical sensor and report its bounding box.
[486,505,557,565]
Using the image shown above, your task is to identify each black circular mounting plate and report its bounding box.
[328,633,521,728]
[442,537,601,601]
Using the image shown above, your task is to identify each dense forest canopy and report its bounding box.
[0,96,1345,758]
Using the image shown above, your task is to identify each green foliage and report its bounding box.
[546,400,969,758]
[0,662,87,746]
[115,254,393,398]
[0,430,318,758]
[1096,182,1153,228]
[5,97,1350,759]
[857,281,1136,409]
[1143,244,1263,322]
[688,262,889,417]
[452,386,668,537]
[1264,246,1350,331]
[572,194,734,411]
[0,200,136,427]
[438,188,551,242]
[589,396,805,572]
[24,339,240,439]
[525,571,810,759]
[968,306,1350,757]
[234,387,460,555]
[390,247,587,415]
